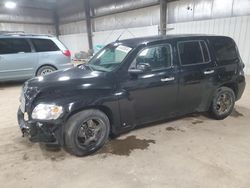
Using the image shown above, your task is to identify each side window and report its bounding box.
[200,41,210,62]
[0,38,31,54]
[131,44,172,71]
[31,39,59,52]
[211,38,238,64]
[178,41,204,65]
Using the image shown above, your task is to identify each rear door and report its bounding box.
[177,39,216,114]
[0,38,37,81]
[30,38,63,68]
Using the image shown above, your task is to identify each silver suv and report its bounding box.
[0,34,73,81]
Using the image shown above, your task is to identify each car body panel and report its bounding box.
[0,35,73,82]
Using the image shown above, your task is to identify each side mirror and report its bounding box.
[128,63,151,75]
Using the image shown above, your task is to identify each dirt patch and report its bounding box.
[192,120,204,125]
[166,127,185,132]
[39,144,66,161]
[22,153,29,161]
[98,135,155,156]
[231,109,244,117]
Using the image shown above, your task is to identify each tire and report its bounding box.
[210,87,235,120]
[64,109,110,156]
[36,65,56,76]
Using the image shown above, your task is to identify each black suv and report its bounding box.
[18,35,245,156]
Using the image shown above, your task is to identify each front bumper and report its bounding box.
[17,108,57,143]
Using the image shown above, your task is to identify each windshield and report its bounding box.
[87,44,132,72]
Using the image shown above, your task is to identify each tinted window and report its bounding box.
[0,38,31,54]
[200,41,210,62]
[31,39,59,52]
[178,41,203,65]
[211,38,238,63]
[131,45,172,70]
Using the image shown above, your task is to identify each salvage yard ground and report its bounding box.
[0,77,250,188]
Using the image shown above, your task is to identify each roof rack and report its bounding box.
[0,31,54,37]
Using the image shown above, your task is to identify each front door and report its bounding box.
[117,43,178,128]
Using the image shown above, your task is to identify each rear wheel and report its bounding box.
[210,87,235,120]
[36,65,56,76]
[64,109,110,156]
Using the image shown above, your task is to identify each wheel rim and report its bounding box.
[40,68,54,76]
[75,119,105,150]
[215,92,233,115]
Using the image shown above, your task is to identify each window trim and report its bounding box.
[129,43,173,72]
[31,38,60,53]
[177,40,211,67]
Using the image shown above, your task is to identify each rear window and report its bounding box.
[31,39,59,52]
[211,37,238,64]
[0,38,31,54]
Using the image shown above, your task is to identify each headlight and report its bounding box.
[32,104,63,120]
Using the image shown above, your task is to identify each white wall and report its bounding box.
[167,15,250,75]
[59,25,159,55]
[59,33,89,55]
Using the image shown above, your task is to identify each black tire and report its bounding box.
[64,109,110,156]
[210,87,235,120]
[36,65,56,76]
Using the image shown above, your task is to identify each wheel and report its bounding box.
[36,65,56,76]
[210,87,235,120]
[64,109,110,156]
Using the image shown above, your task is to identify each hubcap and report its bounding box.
[216,92,233,115]
[40,68,53,76]
[76,119,104,149]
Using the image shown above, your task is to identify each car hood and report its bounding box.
[26,67,114,91]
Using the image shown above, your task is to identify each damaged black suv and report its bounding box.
[18,35,246,156]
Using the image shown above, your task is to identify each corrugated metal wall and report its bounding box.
[93,5,159,32]
[168,17,250,74]
[0,7,55,34]
[167,0,250,23]
[167,0,250,74]
[59,25,159,54]
[58,0,250,75]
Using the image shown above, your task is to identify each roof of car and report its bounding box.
[0,34,55,39]
[117,34,229,47]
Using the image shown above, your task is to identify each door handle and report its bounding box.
[161,77,175,82]
[204,70,214,75]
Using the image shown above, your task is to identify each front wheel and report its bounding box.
[64,109,110,156]
[209,87,235,120]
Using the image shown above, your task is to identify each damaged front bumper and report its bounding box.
[17,108,59,144]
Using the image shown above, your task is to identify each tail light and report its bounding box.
[62,50,71,57]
